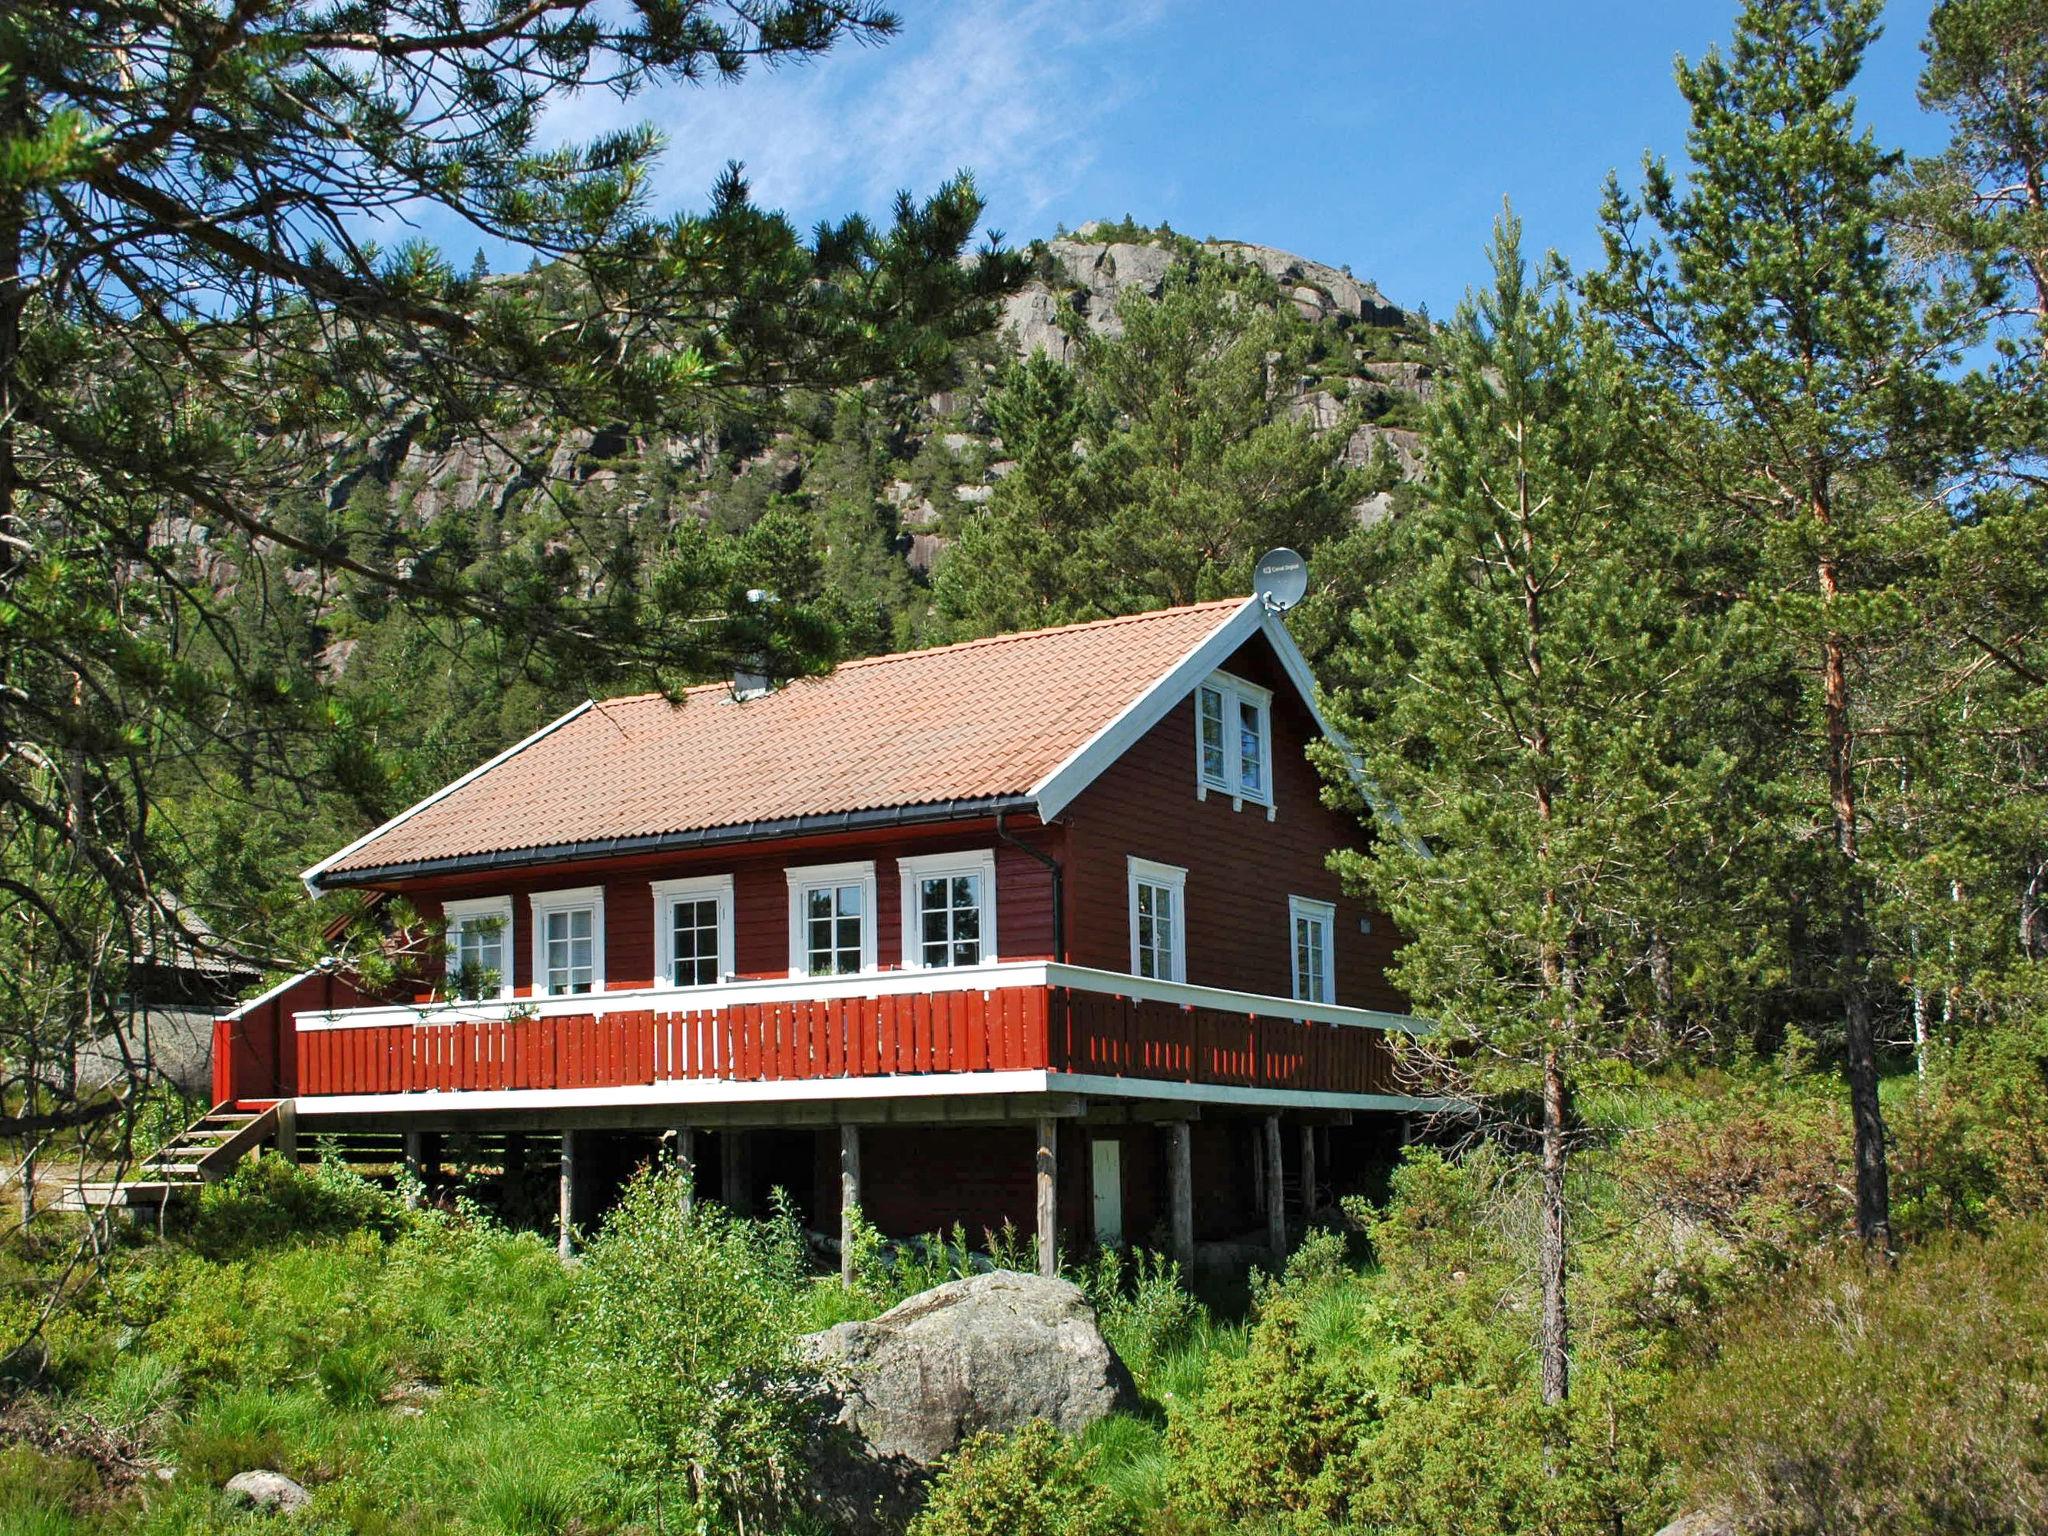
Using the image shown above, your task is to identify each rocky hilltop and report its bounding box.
[296,227,1433,631]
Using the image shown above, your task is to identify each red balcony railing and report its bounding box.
[257,963,1415,1105]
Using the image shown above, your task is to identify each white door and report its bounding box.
[1091,1138,1124,1248]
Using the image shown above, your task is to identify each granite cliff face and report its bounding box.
[297,227,1433,608]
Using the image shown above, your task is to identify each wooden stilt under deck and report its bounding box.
[840,1124,862,1288]
[721,1129,749,1213]
[557,1129,577,1260]
[1035,1116,1058,1280]
[402,1130,427,1208]
[1300,1121,1318,1218]
[1167,1119,1194,1276]
[1264,1114,1286,1263]
[672,1127,696,1217]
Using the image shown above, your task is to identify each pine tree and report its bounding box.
[933,254,1364,632]
[1325,212,1727,1403]
[0,0,1023,1151]
[1587,0,1970,1248]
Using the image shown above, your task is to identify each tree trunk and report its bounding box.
[1539,1044,1569,1406]
[1819,557,1890,1248]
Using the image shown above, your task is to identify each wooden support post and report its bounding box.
[1035,1116,1058,1280]
[1168,1120,1194,1277]
[1300,1121,1318,1219]
[557,1129,577,1260]
[721,1129,748,1214]
[839,1124,862,1289]
[273,1101,298,1166]
[402,1130,426,1209]
[673,1127,696,1218]
[1263,1114,1286,1264]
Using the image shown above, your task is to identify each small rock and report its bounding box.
[225,1470,309,1512]
[1657,1512,1737,1536]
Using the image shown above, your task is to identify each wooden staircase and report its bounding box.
[56,1104,282,1212]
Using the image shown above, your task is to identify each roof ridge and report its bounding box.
[593,598,1252,710]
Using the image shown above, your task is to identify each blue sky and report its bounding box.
[504,0,1952,318]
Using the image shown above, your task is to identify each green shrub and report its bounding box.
[568,1170,818,1532]
[1081,1249,1204,1384]
[909,1420,1136,1536]
[184,1154,406,1260]
[1668,1218,2048,1535]
[0,1445,97,1536]
[1165,1259,1380,1527]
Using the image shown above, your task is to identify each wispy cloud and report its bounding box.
[543,0,1175,232]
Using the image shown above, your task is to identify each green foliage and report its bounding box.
[1669,1219,2048,1534]
[909,1420,1138,1536]
[567,1169,818,1530]
[1080,1248,1205,1383]
[933,250,1369,632]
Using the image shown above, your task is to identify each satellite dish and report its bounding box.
[1253,547,1309,612]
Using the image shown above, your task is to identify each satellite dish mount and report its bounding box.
[1253,547,1309,613]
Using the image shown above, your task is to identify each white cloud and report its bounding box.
[543,0,1175,231]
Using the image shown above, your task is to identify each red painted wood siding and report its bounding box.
[288,983,1395,1100]
[1061,634,1405,1011]
[212,969,384,1106]
[406,827,1062,1002]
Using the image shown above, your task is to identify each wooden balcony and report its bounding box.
[221,962,1426,1113]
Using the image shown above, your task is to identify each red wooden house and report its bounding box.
[210,596,1439,1271]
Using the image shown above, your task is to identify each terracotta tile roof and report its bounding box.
[319,599,1250,878]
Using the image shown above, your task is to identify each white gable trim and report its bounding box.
[299,700,596,895]
[1031,599,1265,821]
[1031,599,1374,822]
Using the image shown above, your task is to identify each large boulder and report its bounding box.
[798,1270,1138,1532]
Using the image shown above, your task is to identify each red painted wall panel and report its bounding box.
[1061,635,1405,1012]
[407,824,1064,1000]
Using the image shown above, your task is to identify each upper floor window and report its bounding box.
[531,886,604,996]
[443,896,513,1001]
[1128,857,1188,983]
[787,861,877,977]
[1196,671,1273,810]
[652,875,735,988]
[1290,896,1336,1004]
[898,850,997,969]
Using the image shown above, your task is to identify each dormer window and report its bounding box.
[1196,671,1273,812]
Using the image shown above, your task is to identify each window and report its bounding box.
[898,850,998,969]
[1127,857,1188,983]
[786,861,878,977]
[1194,670,1273,810]
[442,896,512,1000]
[651,875,734,988]
[1290,896,1336,1003]
[530,886,604,996]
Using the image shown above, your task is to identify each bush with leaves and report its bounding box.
[568,1168,819,1531]
[1668,1218,2048,1534]
[909,1419,1137,1536]
[1165,1235,1381,1528]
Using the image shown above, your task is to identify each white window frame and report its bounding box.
[785,860,879,977]
[1194,669,1275,816]
[442,895,514,1001]
[1127,857,1188,983]
[897,849,999,970]
[530,885,605,997]
[1289,895,1337,1005]
[651,874,736,990]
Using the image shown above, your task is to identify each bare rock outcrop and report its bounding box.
[798,1270,1137,1533]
